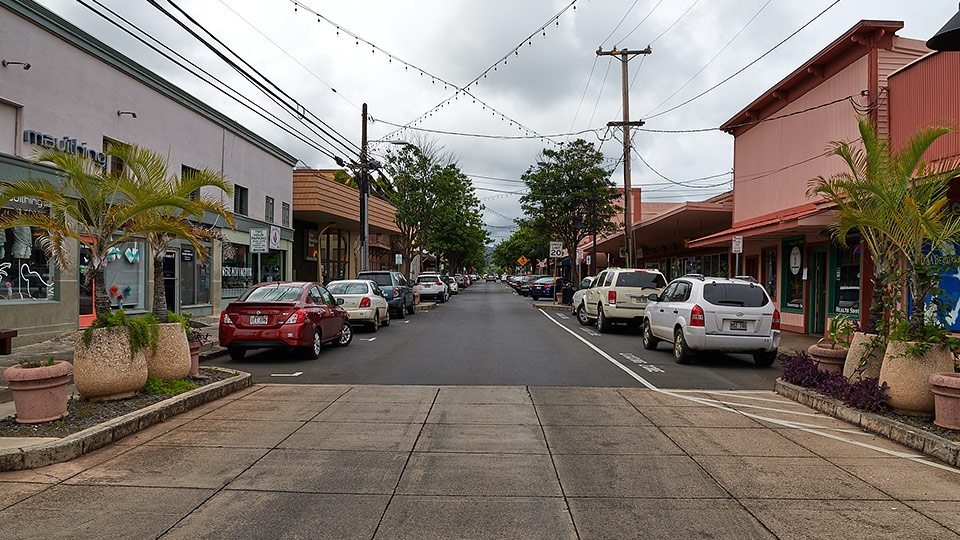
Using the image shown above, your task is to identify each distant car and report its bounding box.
[642,275,780,366]
[518,275,550,297]
[415,274,450,303]
[326,279,391,332]
[441,275,459,295]
[454,274,468,289]
[572,276,595,324]
[356,270,415,319]
[529,276,573,301]
[485,274,496,281]
[219,281,352,360]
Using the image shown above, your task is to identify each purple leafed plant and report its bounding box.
[780,351,889,413]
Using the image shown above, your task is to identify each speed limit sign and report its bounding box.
[549,241,563,258]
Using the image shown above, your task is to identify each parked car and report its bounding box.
[219,281,352,361]
[529,276,573,301]
[582,268,667,332]
[642,274,781,366]
[572,276,595,324]
[485,273,496,282]
[441,275,459,295]
[356,270,415,319]
[415,274,450,303]
[454,274,468,289]
[518,274,550,297]
[326,279,391,332]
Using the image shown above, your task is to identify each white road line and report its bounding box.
[539,308,960,475]
[270,371,303,377]
[362,338,377,342]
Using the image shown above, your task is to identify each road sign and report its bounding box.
[250,228,269,254]
[549,241,563,258]
[517,255,529,266]
[732,235,743,254]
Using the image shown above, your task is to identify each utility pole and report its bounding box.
[359,103,370,272]
[597,46,651,268]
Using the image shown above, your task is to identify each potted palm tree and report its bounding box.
[0,146,198,400]
[108,145,233,380]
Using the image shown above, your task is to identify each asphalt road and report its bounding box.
[222,281,783,390]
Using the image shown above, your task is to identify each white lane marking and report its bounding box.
[555,313,570,320]
[270,371,303,377]
[362,338,377,342]
[619,352,665,373]
[580,328,601,337]
[538,308,960,475]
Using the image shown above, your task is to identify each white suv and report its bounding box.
[642,275,781,366]
[581,268,667,332]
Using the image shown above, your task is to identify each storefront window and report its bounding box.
[782,238,804,310]
[702,253,729,278]
[763,248,777,300]
[320,229,350,283]
[832,241,861,316]
[222,242,254,298]
[259,250,284,282]
[178,245,211,306]
[0,224,58,302]
[103,239,147,309]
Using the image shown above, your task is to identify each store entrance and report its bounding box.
[808,247,828,335]
[163,249,178,313]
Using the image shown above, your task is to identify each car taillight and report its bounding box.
[607,290,617,304]
[435,280,443,286]
[360,297,371,308]
[772,309,781,331]
[283,310,306,324]
[690,304,705,327]
[220,312,233,325]
[393,289,400,297]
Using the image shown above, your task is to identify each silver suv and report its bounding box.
[642,275,781,366]
[581,268,667,332]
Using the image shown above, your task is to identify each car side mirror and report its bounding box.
[336,298,345,305]
[647,293,659,302]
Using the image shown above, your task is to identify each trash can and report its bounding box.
[561,283,574,305]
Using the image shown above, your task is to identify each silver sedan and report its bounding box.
[326,279,391,332]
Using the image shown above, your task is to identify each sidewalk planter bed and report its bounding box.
[879,341,955,416]
[843,332,885,380]
[145,323,191,381]
[73,327,149,402]
[807,343,847,374]
[1,360,73,423]
[930,372,960,431]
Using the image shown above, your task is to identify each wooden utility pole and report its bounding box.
[596,46,651,268]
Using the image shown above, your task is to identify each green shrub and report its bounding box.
[82,310,160,357]
[140,375,198,395]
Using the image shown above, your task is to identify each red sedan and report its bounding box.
[219,281,352,360]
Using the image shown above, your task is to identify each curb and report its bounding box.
[775,378,960,468]
[0,368,252,472]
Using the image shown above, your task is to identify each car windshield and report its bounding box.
[702,282,769,307]
[534,277,553,284]
[240,285,303,302]
[359,273,392,287]
[327,282,368,295]
[616,272,666,289]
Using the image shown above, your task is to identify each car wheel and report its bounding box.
[395,304,406,319]
[673,327,692,364]
[754,351,778,367]
[228,347,245,361]
[370,311,380,332]
[642,320,660,350]
[382,309,391,327]
[576,303,593,326]
[596,304,611,333]
[305,328,322,359]
[408,301,416,315]
[335,321,353,347]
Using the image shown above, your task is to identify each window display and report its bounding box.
[222,242,255,298]
[103,240,146,309]
[782,238,804,310]
[0,224,58,302]
[833,241,861,316]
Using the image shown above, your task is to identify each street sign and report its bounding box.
[549,241,563,258]
[517,255,529,266]
[250,228,269,254]
[732,235,743,254]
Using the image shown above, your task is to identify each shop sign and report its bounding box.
[181,248,194,262]
[3,196,48,212]
[306,230,318,261]
[22,130,107,166]
[250,228,268,254]
[269,225,281,250]
[222,266,253,277]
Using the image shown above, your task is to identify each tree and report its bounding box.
[491,225,549,274]
[427,164,489,273]
[111,144,234,322]
[519,139,619,283]
[381,144,439,276]
[0,148,197,316]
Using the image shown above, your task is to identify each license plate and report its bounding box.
[730,320,747,331]
[250,315,268,325]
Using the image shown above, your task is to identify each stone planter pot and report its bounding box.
[843,332,885,380]
[807,343,848,374]
[1,360,73,423]
[930,372,960,430]
[144,322,191,381]
[879,341,956,415]
[73,327,148,402]
[188,340,201,377]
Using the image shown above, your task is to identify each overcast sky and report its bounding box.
[35,0,960,242]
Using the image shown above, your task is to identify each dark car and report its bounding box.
[518,274,550,297]
[219,281,352,361]
[529,276,573,301]
[356,270,415,319]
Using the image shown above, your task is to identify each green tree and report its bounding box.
[491,225,548,274]
[427,164,489,273]
[519,139,619,283]
[111,145,234,322]
[0,148,198,316]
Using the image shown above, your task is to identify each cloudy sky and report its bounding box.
[35,0,960,242]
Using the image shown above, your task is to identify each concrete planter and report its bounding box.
[144,322,191,381]
[188,340,201,377]
[843,332,885,380]
[807,343,848,374]
[1,360,73,423]
[930,372,960,430]
[879,341,956,415]
[73,327,148,402]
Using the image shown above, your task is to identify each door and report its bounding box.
[163,249,178,313]
[78,244,95,327]
[808,247,828,335]
[745,256,759,281]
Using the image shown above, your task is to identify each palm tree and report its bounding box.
[0,148,197,316]
[810,116,960,338]
[109,144,234,322]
